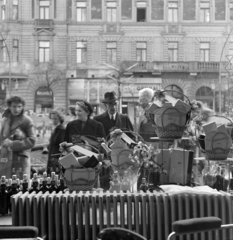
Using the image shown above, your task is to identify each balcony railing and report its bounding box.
[122,61,225,73]
[34,19,54,30]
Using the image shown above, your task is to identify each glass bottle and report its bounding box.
[39,172,49,193]
[49,172,57,193]
[47,177,51,188]
[112,171,119,185]
[29,173,39,193]
[57,178,67,193]
[7,179,12,192]
[8,175,19,212]
[139,178,148,192]
[22,174,29,193]
[0,176,9,215]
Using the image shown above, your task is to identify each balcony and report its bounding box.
[122,61,226,74]
[34,19,54,30]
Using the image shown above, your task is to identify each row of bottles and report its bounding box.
[0,172,67,216]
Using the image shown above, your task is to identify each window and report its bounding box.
[151,0,164,20]
[77,2,86,22]
[136,42,147,61]
[230,3,233,21]
[168,42,178,62]
[215,0,225,21]
[107,2,116,22]
[200,42,210,62]
[2,0,6,20]
[76,41,87,63]
[137,2,146,22]
[200,2,210,22]
[91,0,102,20]
[12,0,18,20]
[121,0,132,20]
[183,0,196,20]
[39,41,50,62]
[0,40,7,62]
[12,39,19,62]
[168,2,178,22]
[107,42,117,63]
[39,0,50,19]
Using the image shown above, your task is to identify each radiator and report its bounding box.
[11,191,233,240]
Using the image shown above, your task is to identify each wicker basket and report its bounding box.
[61,165,102,192]
[59,141,102,192]
[204,148,230,161]
[150,90,191,140]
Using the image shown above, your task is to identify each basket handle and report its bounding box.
[116,149,133,165]
[211,115,233,124]
[160,107,184,128]
[211,132,229,150]
[158,89,191,105]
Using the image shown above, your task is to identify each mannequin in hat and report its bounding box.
[93,92,133,190]
[94,92,133,138]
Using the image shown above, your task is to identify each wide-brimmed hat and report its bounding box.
[102,91,118,103]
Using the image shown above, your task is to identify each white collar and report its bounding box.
[108,112,117,120]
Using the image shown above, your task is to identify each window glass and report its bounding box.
[151,0,164,20]
[91,0,102,20]
[215,0,225,20]
[121,0,132,20]
[183,0,196,20]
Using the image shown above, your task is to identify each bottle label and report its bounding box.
[0,158,8,162]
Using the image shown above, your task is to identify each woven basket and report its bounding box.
[204,149,230,161]
[61,165,101,192]
[151,90,191,140]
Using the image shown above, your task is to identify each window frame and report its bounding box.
[106,41,117,63]
[200,2,210,22]
[12,0,18,20]
[230,3,233,21]
[39,41,50,63]
[77,2,87,22]
[39,0,50,20]
[136,42,147,61]
[106,2,117,22]
[136,1,147,22]
[168,42,178,62]
[12,39,19,62]
[2,0,6,20]
[168,2,178,23]
[200,42,210,62]
[76,41,87,64]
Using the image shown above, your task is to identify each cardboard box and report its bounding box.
[156,150,171,184]
[59,153,82,169]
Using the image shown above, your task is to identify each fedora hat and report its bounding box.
[102,91,118,103]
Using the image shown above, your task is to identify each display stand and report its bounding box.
[151,137,192,185]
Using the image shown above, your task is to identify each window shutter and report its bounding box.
[210,41,216,61]
[147,41,152,61]
[163,39,168,61]
[131,41,136,61]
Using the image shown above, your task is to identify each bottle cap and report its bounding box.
[51,172,55,178]
[23,174,27,180]
[33,173,37,178]
[43,172,47,178]
[1,176,6,181]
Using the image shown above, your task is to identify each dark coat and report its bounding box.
[93,111,134,138]
[64,118,106,144]
[0,111,36,178]
[47,124,65,174]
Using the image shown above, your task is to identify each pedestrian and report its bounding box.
[93,91,134,190]
[47,109,66,176]
[94,91,134,138]
[68,105,76,121]
[138,88,157,143]
[0,96,36,179]
[64,101,105,145]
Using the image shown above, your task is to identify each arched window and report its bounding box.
[165,85,184,100]
[196,86,214,109]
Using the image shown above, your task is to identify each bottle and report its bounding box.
[55,167,60,175]
[139,178,148,193]
[8,175,19,212]
[7,179,12,192]
[49,172,57,193]
[121,171,131,192]
[57,178,67,193]
[47,177,51,188]
[0,176,9,215]
[39,172,49,193]
[16,178,20,190]
[19,180,23,191]
[55,175,59,186]
[112,171,120,185]
[22,174,29,193]
[29,173,39,193]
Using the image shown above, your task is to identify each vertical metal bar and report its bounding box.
[70,192,76,240]
[19,192,29,226]
[26,192,36,226]
[178,194,183,240]
[84,192,90,240]
[213,194,221,240]
[149,193,155,240]
[99,192,104,230]
[62,192,71,240]
[113,192,118,227]
[48,192,56,240]
[226,194,233,238]
[12,191,23,226]
[55,192,63,240]
[185,194,191,240]
[120,192,125,228]
[156,194,163,240]
[192,194,198,240]
[77,192,83,240]
[220,195,227,240]
[92,192,97,240]
[205,195,213,240]
[142,193,147,238]
[199,195,205,240]
[163,195,170,239]
[33,192,43,235]
[41,192,49,239]
[127,193,132,230]
[106,192,111,228]
[135,193,140,233]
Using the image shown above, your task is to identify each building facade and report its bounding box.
[0,0,231,121]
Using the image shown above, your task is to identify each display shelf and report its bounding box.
[150,137,190,141]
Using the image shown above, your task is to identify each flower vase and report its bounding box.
[131,181,138,192]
